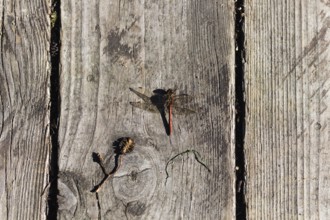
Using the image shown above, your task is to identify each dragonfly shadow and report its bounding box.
[130,88,170,135]
[148,91,170,136]
[149,89,168,108]
[157,107,170,136]
[152,89,167,96]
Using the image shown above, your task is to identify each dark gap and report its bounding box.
[48,0,61,219]
[235,0,247,219]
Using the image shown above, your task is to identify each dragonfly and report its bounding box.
[129,88,195,135]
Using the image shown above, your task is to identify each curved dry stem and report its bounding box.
[92,155,123,193]
[165,149,211,185]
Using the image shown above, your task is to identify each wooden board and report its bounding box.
[58,0,235,219]
[245,0,330,219]
[0,0,50,219]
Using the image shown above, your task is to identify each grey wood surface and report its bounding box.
[0,0,50,219]
[245,0,330,219]
[58,0,235,219]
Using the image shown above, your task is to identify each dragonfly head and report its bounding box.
[166,89,176,96]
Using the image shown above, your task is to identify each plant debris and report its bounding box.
[165,149,211,184]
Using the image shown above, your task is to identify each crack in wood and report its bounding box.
[48,0,61,219]
[95,193,102,220]
[113,168,151,179]
[235,0,247,219]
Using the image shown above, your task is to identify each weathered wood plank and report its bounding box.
[0,0,50,219]
[58,0,235,219]
[245,0,330,219]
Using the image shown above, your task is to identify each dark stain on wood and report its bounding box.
[126,201,147,216]
[104,27,141,62]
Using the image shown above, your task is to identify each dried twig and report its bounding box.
[93,152,107,175]
[91,137,135,193]
[92,155,123,193]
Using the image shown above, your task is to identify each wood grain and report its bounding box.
[245,0,330,219]
[0,0,50,219]
[58,0,235,219]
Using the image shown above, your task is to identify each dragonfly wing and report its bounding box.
[170,106,196,115]
[172,94,194,105]
[130,102,159,113]
[129,88,151,103]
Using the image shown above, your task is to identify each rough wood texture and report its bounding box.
[245,0,330,219]
[58,0,235,219]
[0,0,50,219]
